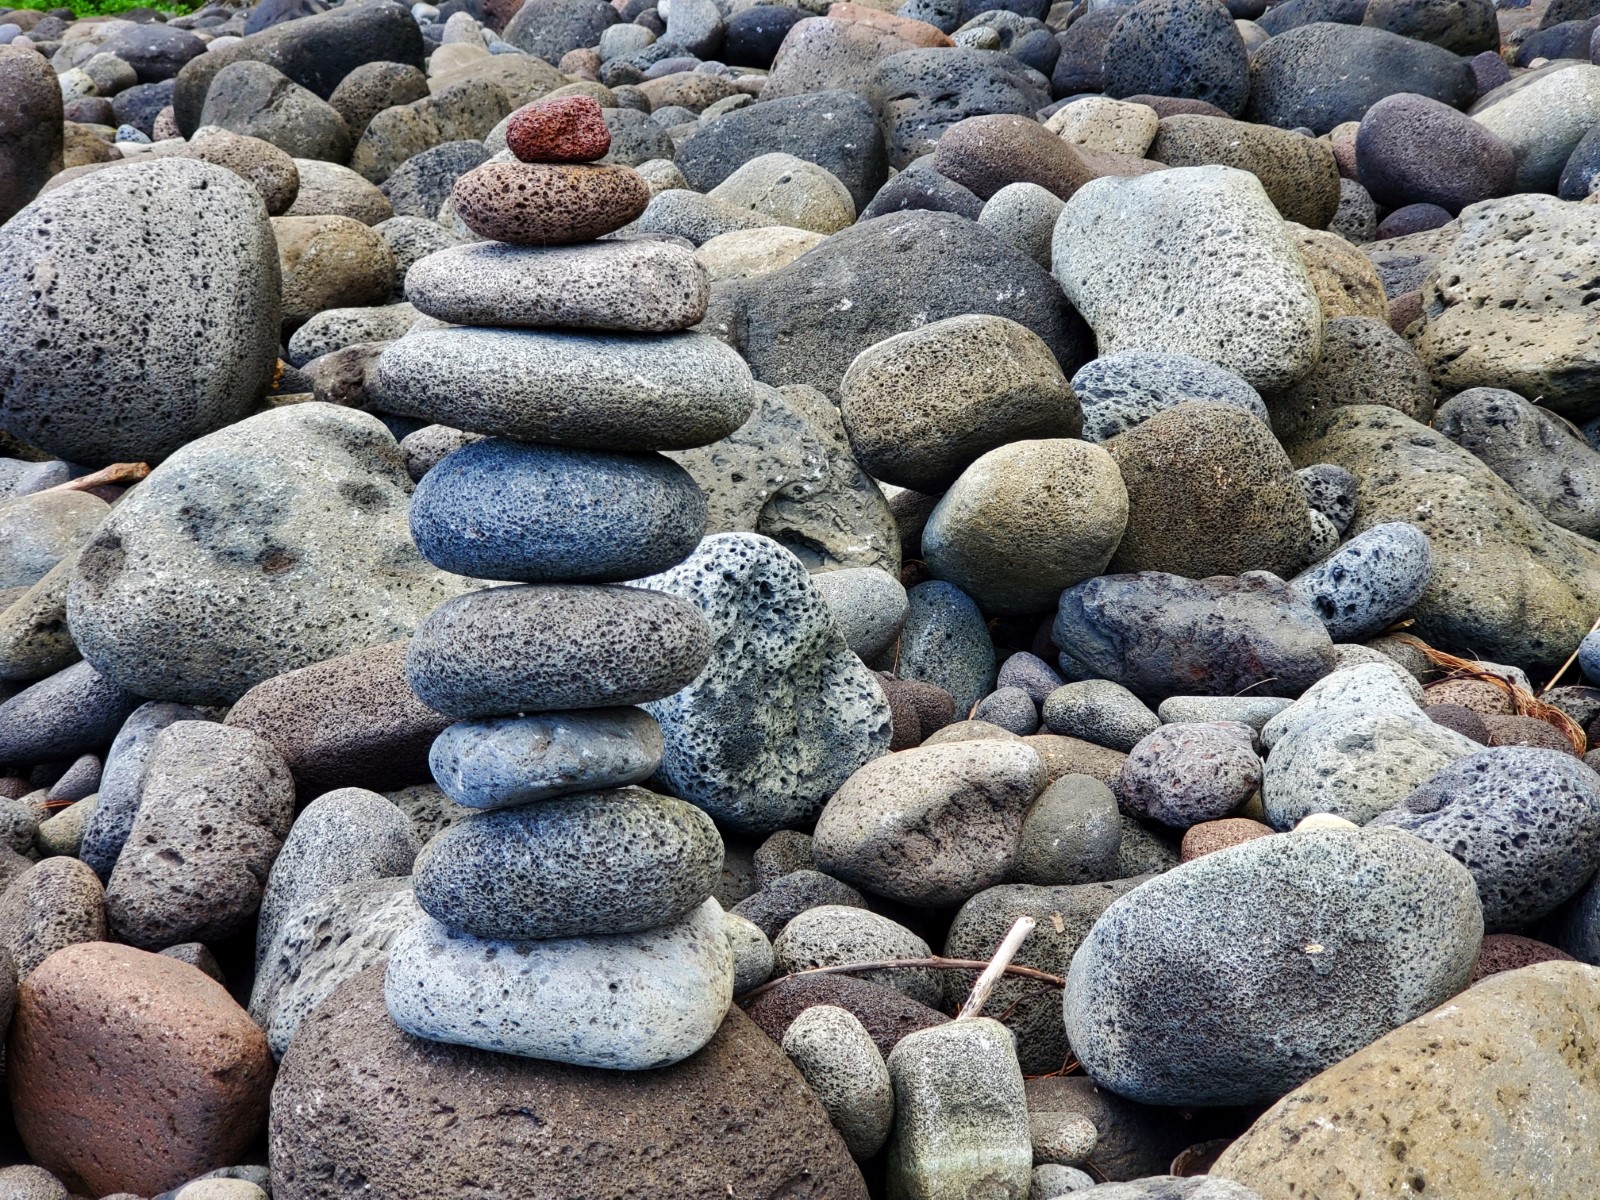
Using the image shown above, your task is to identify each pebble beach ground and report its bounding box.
[1,0,1600,1195]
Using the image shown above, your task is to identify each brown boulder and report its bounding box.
[269,966,868,1200]
[933,114,1095,201]
[741,971,949,1058]
[1180,817,1274,861]
[450,160,649,244]
[9,942,273,1198]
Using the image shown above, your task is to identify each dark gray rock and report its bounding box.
[1011,772,1123,886]
[0,46,62,226]
[897,580,997,714]
[1363,0,1498,53]
[111,79,176,137]
[997,651,1063,706]
[857,162,985,220]
[1071,351,1266,443]
[731,868,867,940]
[1297,463,1357,532]
[78,701,204,879]
[1254,0,1366,34]
[503,0,618,61]
[379,139,489,218]
[97,22,206,82]
[1102,0,1249,117]
[1355,91,1515,214]
[973,687,1039,734]
[1118,722,1262,827]
[866,47,1051,169]
[327,60,429,138]
[0,661,141,770]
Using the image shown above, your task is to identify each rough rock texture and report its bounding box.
[68,404,473,705]
[1149,115,1340,228]
[741,972,948,1058]
[639,534,892,834]
[0,46,63,226]
[0,856,106,980]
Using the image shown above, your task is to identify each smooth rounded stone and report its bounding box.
[163,129,301,215]
[931,113,1094,204]
[1180,815,1274,860]
[414,787,721,939]
[1436,387,1600,540]
[886,1018,1032,1200]
[0,857,105,980]
[1289,521,1433,642]
[0,157,280,466]
[1148,114,1340,229]
[400,424,482,482]
[1297,462,1357,532]
[1364,0,1497,50]
[731,868,867,940]
[328,61,429,138]
[694,225,826,283]
[405,583,711,719]
[35,794,94,857]
[104,722,294,949]
[973,688,1041,735]
[1484,713,1577,754]
[0,554,79,684]
[1376,202,1453,240]
[782,1005,894,1160]
[0,45,64,225]
[78,701,203,879]
[373,216,466,292]
[271,213,395,325]
[1011,773,1123,885]
[810,568,908,662]
[1055,571,1335,700]
[744,972,948,1061]
[1029,1109,1098,1166]
[498,0,616,60]
[840,314,1081,495]
[405,238,707,332]
[1474,64,1600,194]
[1118,722,1262,827]
[429,707,662,810]
[373,139,487,220]
[859,162,985,221]
[449,159,649,243]
[276,969,867,1198]
[922,439,1127,617]
[1100,0,1248,115]
[285,301,416,366]
[1214,962,1600,1199]
[1427,701,1490,743]
[385,897,734,1067]
[0,660,141,767]
[255,787,415,973]
[1045,96,1159,156]
[897,580,998,715]
[1157,695,1292,729]
[1069,351,1267,443]
[921,719,1020,746]
[1245,23,1475,135]
[372,326,756,451]
[978,181,1064,268]
[1369,747,1600,930]
[1065,826,1482,1106]
[198,60,352,163]
[998,652,1064,707]
[615,188,771,246]
[0,492,105,591]
[724,909,774,992]
[96,23,205,83]
[1031,1164,1096,1197]
[772,904,940,1006]
[813,739,1046,906]
[1054,166,1321,392]
[1560,120,1600,200]
[706,151,856,234]
[1041,682,1159,753]
[1106,402,1315,580]
[1355,92,1514,214]
[10,943,274,1199]
[411,439,705,583]
[0,1164,68,1200]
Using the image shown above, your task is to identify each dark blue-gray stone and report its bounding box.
[1070,351,1267,442]
[897,580,997,714]
[0,661,142,769]
[78,701,204,879]
[1288,522,1432,642]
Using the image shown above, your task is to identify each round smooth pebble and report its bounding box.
[1011,773,1123,885]
[1180,816,1275,861]
[974,687,1041,735]
[781,1004,895,1160]
[723,909,774,993]
[772,905,940,1006]
[1042,681,1160,752]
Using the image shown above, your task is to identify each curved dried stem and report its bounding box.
[734,956,1067,1004]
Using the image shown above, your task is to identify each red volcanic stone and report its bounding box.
[1470,933,1574,984]
[1180,817,1274,862]
[451,161,650,245]
[9,942,274,1198]
[506,96,612,163]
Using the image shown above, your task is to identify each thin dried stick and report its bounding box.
[1541,614,1600,696]
[958,915,1036,1019]
[735,955,1067,1003]
[42,462,149,493]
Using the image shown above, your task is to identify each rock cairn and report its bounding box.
[369,95,759,1070]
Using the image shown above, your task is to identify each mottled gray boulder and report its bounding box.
[1041,681,1159,753]
[812,569,908,661]
[198,60,352,163]
[503,0,618,62]
[1473,64,1600,194]
[67,403,474,705]
[1053,572,1335,699]
[1070,351,1267,443]
[1102,0,1249,116]
[1119,723,1262,827]
[350,79,514,184]
[0,492,106,591]
[1289,522,1433,641]
[0,660,141,767]
[104,722,295,949]
[286,302,416,366]
[1063,827,1483,1106]
[78,701,205,879]
[731,868,868,941]
[0,856,105,979]
[867,48,1050,168]
[1011,773,1124,887]
[896,580,998,714]
[772,904,940,1006]
[781,1005,894,1160]
[813,740,1045,906]
[380,139,489,219]
[0,158,280,465]
[639,534,892,835]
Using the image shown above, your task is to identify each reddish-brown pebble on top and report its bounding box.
[451,161,650,245]
[505,95,612,164]
[8,942,274,1199]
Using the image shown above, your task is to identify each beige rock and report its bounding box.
[1044,96,1159,157]
[271,214,396,326]
[696,225,827,282]
[1292,225,1389,320]
[708,151,855,233]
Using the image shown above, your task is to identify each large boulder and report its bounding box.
[1289,405,1600,671]
[1472,64,1600,194]
[0,46,63,226]
[865,47,1051,169]
[1101,0,1250,116]
[0,158,280,466]
[1147,115,1341,229]
[268,967,868,1200]
[1213,962,1600,1200]
[67,403,475,705]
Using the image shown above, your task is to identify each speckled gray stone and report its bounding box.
[1041,681,1160,752]
[1119,723,1262,827]
[1011,774,1123,887]
[404,583,712,719]
[974,687,1041,735]
[723,909,774,993]
[0,856,105,979]
[886,1018,1032,1200]
[813,739,1046,906]
[384,898,734,1067]
[1031,1164,1096,1197]
[1297,463,1357,533]
[285,302,415,367]
[772,904,940,1006]
[410,438,706,582]
[897,580,997,714]
[255,787,416,971]
[1029,1110,1098,1166]
[0,491,106,591]
[1156,695,1291,729]
[0,795,34,854]
[1063,827,1483,1106]
[0,659,141,768]
[377,215,471,294]
[1289,522,1433,642]
[372,326,756,451]
[405,239,709,332]
[35,794,94,857]
[0,1164,69,1200]
[1069,351,1268,443]
[1370,747,1600,931]
[429,707,663,809]
[67,403,475,706]
[811,568,908,661]
[978,181,1064,268]
[0,552,81,686]
[998,652,1064,706]
[104,722,295,949]
[78,701,205,879]
[730,869,867,940]
[413,787,722,940]
[638,534,893,835]
[782,1004,894,1160]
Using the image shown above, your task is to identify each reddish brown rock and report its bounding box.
[9,942,273,1198]
[1180,817,1274,861]
[1470,933,1574,984]
[826,3,952,47]
[933,114,1096,201]
[742,971,948,1058]
[504,95,612,163]
[1483,713,1579,755]
[450,160,650,244]
[1424,677,1514,716]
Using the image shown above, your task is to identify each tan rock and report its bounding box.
[695,225,826,282]
[1045,96,1159,157]
[270,214,396,327]
[1293,225,1389,320]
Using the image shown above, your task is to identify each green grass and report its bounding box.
[4,0,201,17]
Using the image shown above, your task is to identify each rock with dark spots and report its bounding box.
[1119,723,1262,827]
[198,60,352,164]
[504,95,611,163]
[0,46,63,225]
[0,856,106,980]
[450,161,650,244]
[1101,0,1249,117]
[503,0,619,63]
[1054,572,1336,700]
[1363,0,1497,51]
[272,214,395,326]
[1071,351,1267,443]
[378,139,489,219]
[857,161,985,220]
[1064,827,1483,1106]
[0,492,105,591]
[1355,92,1515,214]
[1289,522,1433,641]
[866,47,1051,169]
[1245,23,1476,134]
[1148,115,1340,228]
[731,868,867,939]
[113,79,177,138]
[772,905,940,1006]
[932,113,1092,201]
[350,80,515,186]
[1298,463,1357,531]
[1051,9,1122,96]
[0,661,140,768]
[328,61,429,139]
[78,701,204,879]
[270,968,867,1200]
[760,18,920,105]
[1269,315,1435,443]
[896,580,998,714]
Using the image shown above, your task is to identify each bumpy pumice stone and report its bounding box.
[450,161,650,244]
